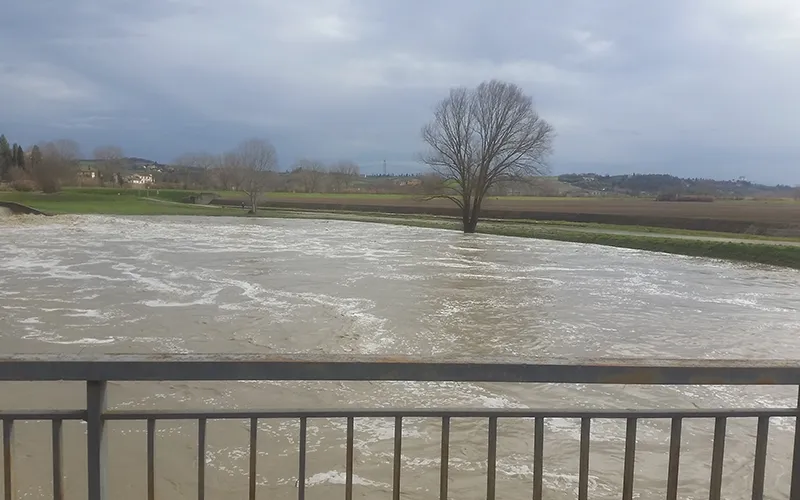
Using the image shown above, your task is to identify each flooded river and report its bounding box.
[1,215,800,499]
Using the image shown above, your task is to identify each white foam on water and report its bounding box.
[63,309,110,319]
[305,471,389,488]
[46,337,116,345]
[119,267,193,296]
[142,287,222,308]
[129,336,191,354]
[214,276,295,317]
[39,307,115,322]
[4,214,800,497]
[21,326,116,345]
[541,471,612,497]
[0,256,63,272]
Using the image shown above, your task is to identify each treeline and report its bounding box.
[0,134,81,193]
[557,173,795,198]
[0,135,28,173]
[173,153,364,193]
[0,133,432,197]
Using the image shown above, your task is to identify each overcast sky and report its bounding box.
[1,1,799,182]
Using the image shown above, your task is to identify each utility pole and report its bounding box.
[383,159,387,177]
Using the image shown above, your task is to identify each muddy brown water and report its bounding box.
[1,215,800,499]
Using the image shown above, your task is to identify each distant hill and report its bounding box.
[79,157,172,173]
[79,157,162,167]
[556,173,797,199]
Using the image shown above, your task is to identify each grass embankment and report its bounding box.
[4,188,800,269]
[0,189,235,216]
[213,192,800,235]
[265,211,800,269]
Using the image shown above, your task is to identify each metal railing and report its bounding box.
[1,354,800,500]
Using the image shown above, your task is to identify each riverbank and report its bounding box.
[8,186,800,234]
[267,211,800,269]
[3,189,800,269]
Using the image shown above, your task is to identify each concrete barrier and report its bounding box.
[0,201,49,216]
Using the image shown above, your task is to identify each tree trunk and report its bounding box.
[463,197,482,233]
[250,193,257,214]
[461,200,472,233]
[463,218,478,233]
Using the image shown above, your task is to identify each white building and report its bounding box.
[127,173,154,185]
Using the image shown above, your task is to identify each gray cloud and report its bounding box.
[1,0,799,182]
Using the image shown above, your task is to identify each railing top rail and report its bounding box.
[1,354,800,384]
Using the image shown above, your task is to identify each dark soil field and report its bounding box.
[213,195,800,235]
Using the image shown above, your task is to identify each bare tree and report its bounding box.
[419,172,446,195]
[32,139,81,193]
[421,80,554,232]
[218,152,245,191]
[214,162,242,191]
[93,145,124,187]
[291,159,328,193]
[329,160,360,192]
[174,152,220,171]
[228,138,278,213]
[173,152,222,189]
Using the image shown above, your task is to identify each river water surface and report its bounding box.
[1,215,800,499]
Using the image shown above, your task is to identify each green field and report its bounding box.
[3,187,800,269]
[0,189,239,216]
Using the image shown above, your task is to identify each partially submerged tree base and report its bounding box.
[421,79,554,233]
[463,218,478,234]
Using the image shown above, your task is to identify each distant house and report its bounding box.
[78,165,97,179]
[396,178,422,187]
[138,163,164,172]
[127,173,154,185]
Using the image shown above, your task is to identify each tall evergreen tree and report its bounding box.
[0,135,12,179]
[15,145,25,169]
[30,144,42,166]
[10,143,19,167]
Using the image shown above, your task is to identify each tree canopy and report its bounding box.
[421,80,554,232]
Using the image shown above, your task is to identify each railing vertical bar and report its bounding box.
[346,417,354,500]
[393,416,402,500]
[3,419,12,500]
[578,418,590,500]
[751,416,769,500]
[298,417,307,500]
[440,416,450,500]
[487,416,497,500]
[86,380,107,500]
[533,417,544,500]
[667,417,682,500]
[791,385,800,500]
[52,419,63,500]
[146,419,155,500]
[249,417,257,500]
[197,418,206,500]
[709,417,727,500]
[622,417,637,500]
